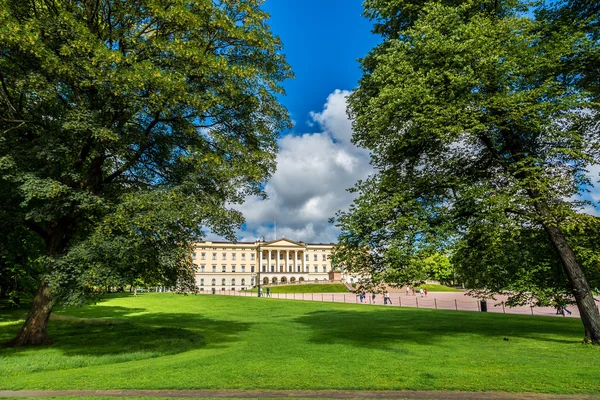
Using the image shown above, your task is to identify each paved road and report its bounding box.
[207,290,600,319]
[0,389,598,400]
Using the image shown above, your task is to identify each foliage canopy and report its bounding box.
[0,0,291,344]
[334,0,600,343]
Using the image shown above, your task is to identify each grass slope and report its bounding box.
[244,284,348,293]
[412,284,462,292]
[0,293,598,394]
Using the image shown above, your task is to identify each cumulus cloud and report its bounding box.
[207,89,373,244]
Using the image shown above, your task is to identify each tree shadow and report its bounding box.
[294,308,583,348]
[0,305,252,367]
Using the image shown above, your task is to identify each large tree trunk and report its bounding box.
[543,222,600,344]
[6,280,54,346]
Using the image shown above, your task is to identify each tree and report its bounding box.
[0,0,291,345]
[453,215,600,308]
[336,0,600,343]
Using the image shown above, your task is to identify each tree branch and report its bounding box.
[102,115,161,185]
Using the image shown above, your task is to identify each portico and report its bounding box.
[258,238,308,274]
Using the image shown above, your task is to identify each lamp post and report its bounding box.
[257,237,264,297]
[257,269,261,297]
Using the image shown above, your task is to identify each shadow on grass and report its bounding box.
[294,308,583,348]
[0,305,252,361]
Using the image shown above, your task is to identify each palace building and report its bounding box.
[192,238,337,291]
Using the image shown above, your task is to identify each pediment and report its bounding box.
[263,238,305,247]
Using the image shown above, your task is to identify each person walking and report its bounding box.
[419,288,424,297]
[266,287,271,297]
[424,288,428,297]
[371,292,376,304]
[384,291,392,305]
[406,286,410,296]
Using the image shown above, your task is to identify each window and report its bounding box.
[241,253,246,260]
[200,264,205,272]
[241,265,245,273]
[200,278,204,286]
[232,265,236,273]
[305,254,309,261]
[251,253,255,260]
[241,278,246,286]
[314,266,318,273]
[222,252,226,260]
[251,265,255,273]
[305,266,309,272]
[212,265,216,272]
[262,253,266,260]
[262,265,266,272]
[212,252,217,260]
[232,279,236,286]
[201,252,206,260]
[323,266,326,272]
[279,252,284,260]
[211,278,216,286]
[222,265,226,272]
[232,253,236,260]
[322,254,327,261]
[271,252,275,260]
[289,252,293,259]
[314,254,318,261]
[192,252,196,260]
[222,278,226,286]
[297,253,301,260]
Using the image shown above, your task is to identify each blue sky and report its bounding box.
[211,0,600,244]
[263,0,380,134]
[207,1,382,243]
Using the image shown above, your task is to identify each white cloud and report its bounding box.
[208,89,372,244]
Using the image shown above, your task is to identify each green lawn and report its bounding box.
[243,283,348,293]
[0,293,598,394]
[412,284,462,292]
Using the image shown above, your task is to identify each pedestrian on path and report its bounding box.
[419,288,424,297]
[406,286,410,296]
[371,292,376,304]
[424,288,428,297]
[384,291,392,304]
[266,287,271,297]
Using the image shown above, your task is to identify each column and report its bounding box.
[259,249,262,275]
[268,250,272,273]
[302,251,306,274]
[276,250,280,273]
[294,250,297,272]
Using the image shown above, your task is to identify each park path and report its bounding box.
[0,389,599,400]
[203,290,600,319]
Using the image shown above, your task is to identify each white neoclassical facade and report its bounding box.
[192,238,337,291]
